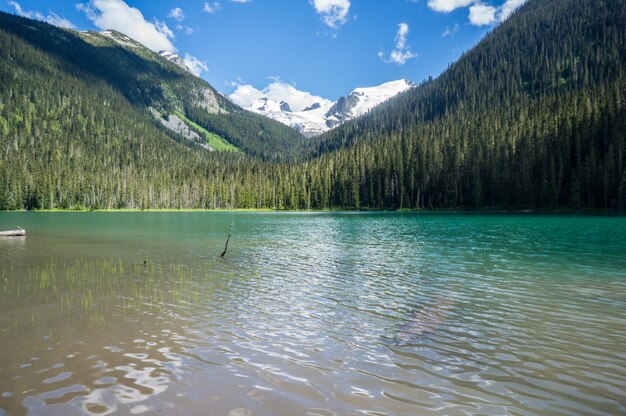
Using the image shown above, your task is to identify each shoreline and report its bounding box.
[1,208,623,215]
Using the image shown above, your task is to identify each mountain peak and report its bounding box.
[98,29,193,76]
[231,79,413,137]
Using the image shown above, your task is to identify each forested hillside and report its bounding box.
[1,0,625,210]
[0,12,305,161]
[308,0,626,209]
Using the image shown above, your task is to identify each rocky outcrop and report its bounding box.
[193,87,221,114]
[303,103,321,111]
[325,93,360,127]
[279,101,292,112]
[149,108,213,151]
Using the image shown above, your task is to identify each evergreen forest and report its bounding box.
[0,0,625,210]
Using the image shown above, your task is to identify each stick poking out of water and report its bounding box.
[220,222,233,258]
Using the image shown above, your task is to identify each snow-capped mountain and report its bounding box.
[231,79,415,137]
[246,96,334,138]
[325,80,415,128]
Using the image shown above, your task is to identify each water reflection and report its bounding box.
[0,237,26,264]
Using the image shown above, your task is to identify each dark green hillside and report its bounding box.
[0,12,305,161]
[316,0,626,152]
[307,0,626,209]
[0,11,303,210]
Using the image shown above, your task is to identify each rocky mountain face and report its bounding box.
[233,79,415,137]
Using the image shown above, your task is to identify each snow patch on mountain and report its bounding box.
[158,50,192,73]
[101,29,142,48]
[229,79,414,137]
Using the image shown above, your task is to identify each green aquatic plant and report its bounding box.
[1,257,222,330]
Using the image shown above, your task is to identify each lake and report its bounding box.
[0,212,625,415]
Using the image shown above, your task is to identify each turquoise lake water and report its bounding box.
[0,212,625,415]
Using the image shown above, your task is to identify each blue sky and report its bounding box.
[0,0,526,102]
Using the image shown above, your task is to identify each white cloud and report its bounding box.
[77,0,176,52]
[154,19,174,39]
[498,0,526,21]
[176,25,194,35]
[311,0,350,29]
[167,7,184,22]
[424,0,527,26]
[168,9,194,35]
[388,49,418,66]
[8,1,75,28]
[225,77,244,88]
[229,79,332,112]
[427,0,474,13]
[469,3,496,26]
[230,0,251,3]
[229,84,265,108]
[203,2,221,13]
[183,54,209,76]
[379,23,418,66]
[442,23,460,37]
[395,22,410,49]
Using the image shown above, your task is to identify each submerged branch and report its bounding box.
[220,222,233,258]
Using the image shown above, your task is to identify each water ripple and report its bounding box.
[0,213,625,415]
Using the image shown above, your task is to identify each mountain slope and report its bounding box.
[314,0,626,155]
[0,11,303,209]
[0,12,305,161]
[233,79,414,137]
[299,0,626,209]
